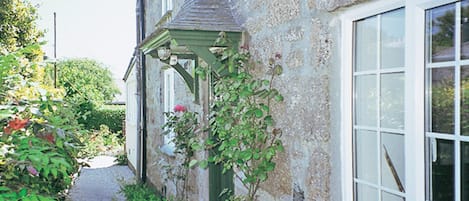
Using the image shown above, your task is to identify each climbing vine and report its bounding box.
[205,33,285,201]
[163,32,285,201]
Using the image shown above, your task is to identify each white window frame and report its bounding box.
[163,68,176,154]
[340,0,459,200]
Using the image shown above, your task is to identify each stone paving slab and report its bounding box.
[67,156,135,201]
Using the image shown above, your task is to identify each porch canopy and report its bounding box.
[139,0,243,95]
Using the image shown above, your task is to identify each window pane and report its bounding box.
[461,1,469,59]
[428,3,456,63]
[355,130,378,183]
[462,66,469,135]
[381,132,405,192]
[355,17,378,72]
[355,75,377,127]
[382,191,405,201]
[381,9,405,69]
[461,142,469,200]
[431,139,454,201]
[381,73,405,130]
[356,183,378,201]
[428,67,455,134]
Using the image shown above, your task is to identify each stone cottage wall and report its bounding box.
[143,0,209,199]
[228,0,362,200]
[141,0,366,200]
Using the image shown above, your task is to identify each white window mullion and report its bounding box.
[376,14,383,201]
[455,2,462,201]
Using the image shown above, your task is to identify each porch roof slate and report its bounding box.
[162,0,243,32]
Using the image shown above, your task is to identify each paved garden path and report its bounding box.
[67,156,135,201]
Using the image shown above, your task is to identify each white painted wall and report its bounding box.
[125,66,138,169]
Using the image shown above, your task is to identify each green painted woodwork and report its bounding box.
[209,161,234,201]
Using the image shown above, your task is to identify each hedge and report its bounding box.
[81,105,125,133]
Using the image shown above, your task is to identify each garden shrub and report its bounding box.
[79,105,125,133]
[77,125,124,158]
[0,102,82,200]
[0,45,82,200]
[121,182,163,201]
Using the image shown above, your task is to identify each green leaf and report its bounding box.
[0,109,12,120]
[19,188,28,197]
[189,159,198,168]
[51,168,58,178]
[274,94,284,102]
[254,109,263,118]
[264,115,273,126]
[265,162,276,171]
[274,64,283,75]
[239,151,252,161]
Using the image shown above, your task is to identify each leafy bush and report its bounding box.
[0,103,82,199]
[78,125,123,158]
[55,59,120,106]
[0,45,82,200]
[121,183,163,201]
[80,105,125,133]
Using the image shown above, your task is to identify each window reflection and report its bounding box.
[429,67,455,134]
[432,139,454,201]
[462,66,469,135]
[429,3,456,63]
[462,142,469,200]
[461,1,469,59]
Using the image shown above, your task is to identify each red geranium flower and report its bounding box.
[8,118,29,130]
[173,104,187,112]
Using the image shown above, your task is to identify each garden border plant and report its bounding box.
[162,104,202,201]
[0,45,82,200]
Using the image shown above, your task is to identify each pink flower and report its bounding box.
[173,104,187,112]
[27,165,39,176]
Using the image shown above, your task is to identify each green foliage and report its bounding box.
[431,76,469,134]
[80,105,125,133]
[162,33,284,201]
[114,153,128,165]
[121,182,164,201]
[0,103,81,199]
[55,58,120,106]
[197,33,284,201]
[0,45,62,104]
[0,46,82,200]
[0,187,55,201]
[78,125,123,158]
[0,0,43,54]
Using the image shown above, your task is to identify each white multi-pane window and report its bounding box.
[353,8,406,201]
[425,1,469,200]
[162,0,173,16]
[342,1,469,201]
[163,68,175,151]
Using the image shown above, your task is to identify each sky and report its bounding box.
[30,0,136,102]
